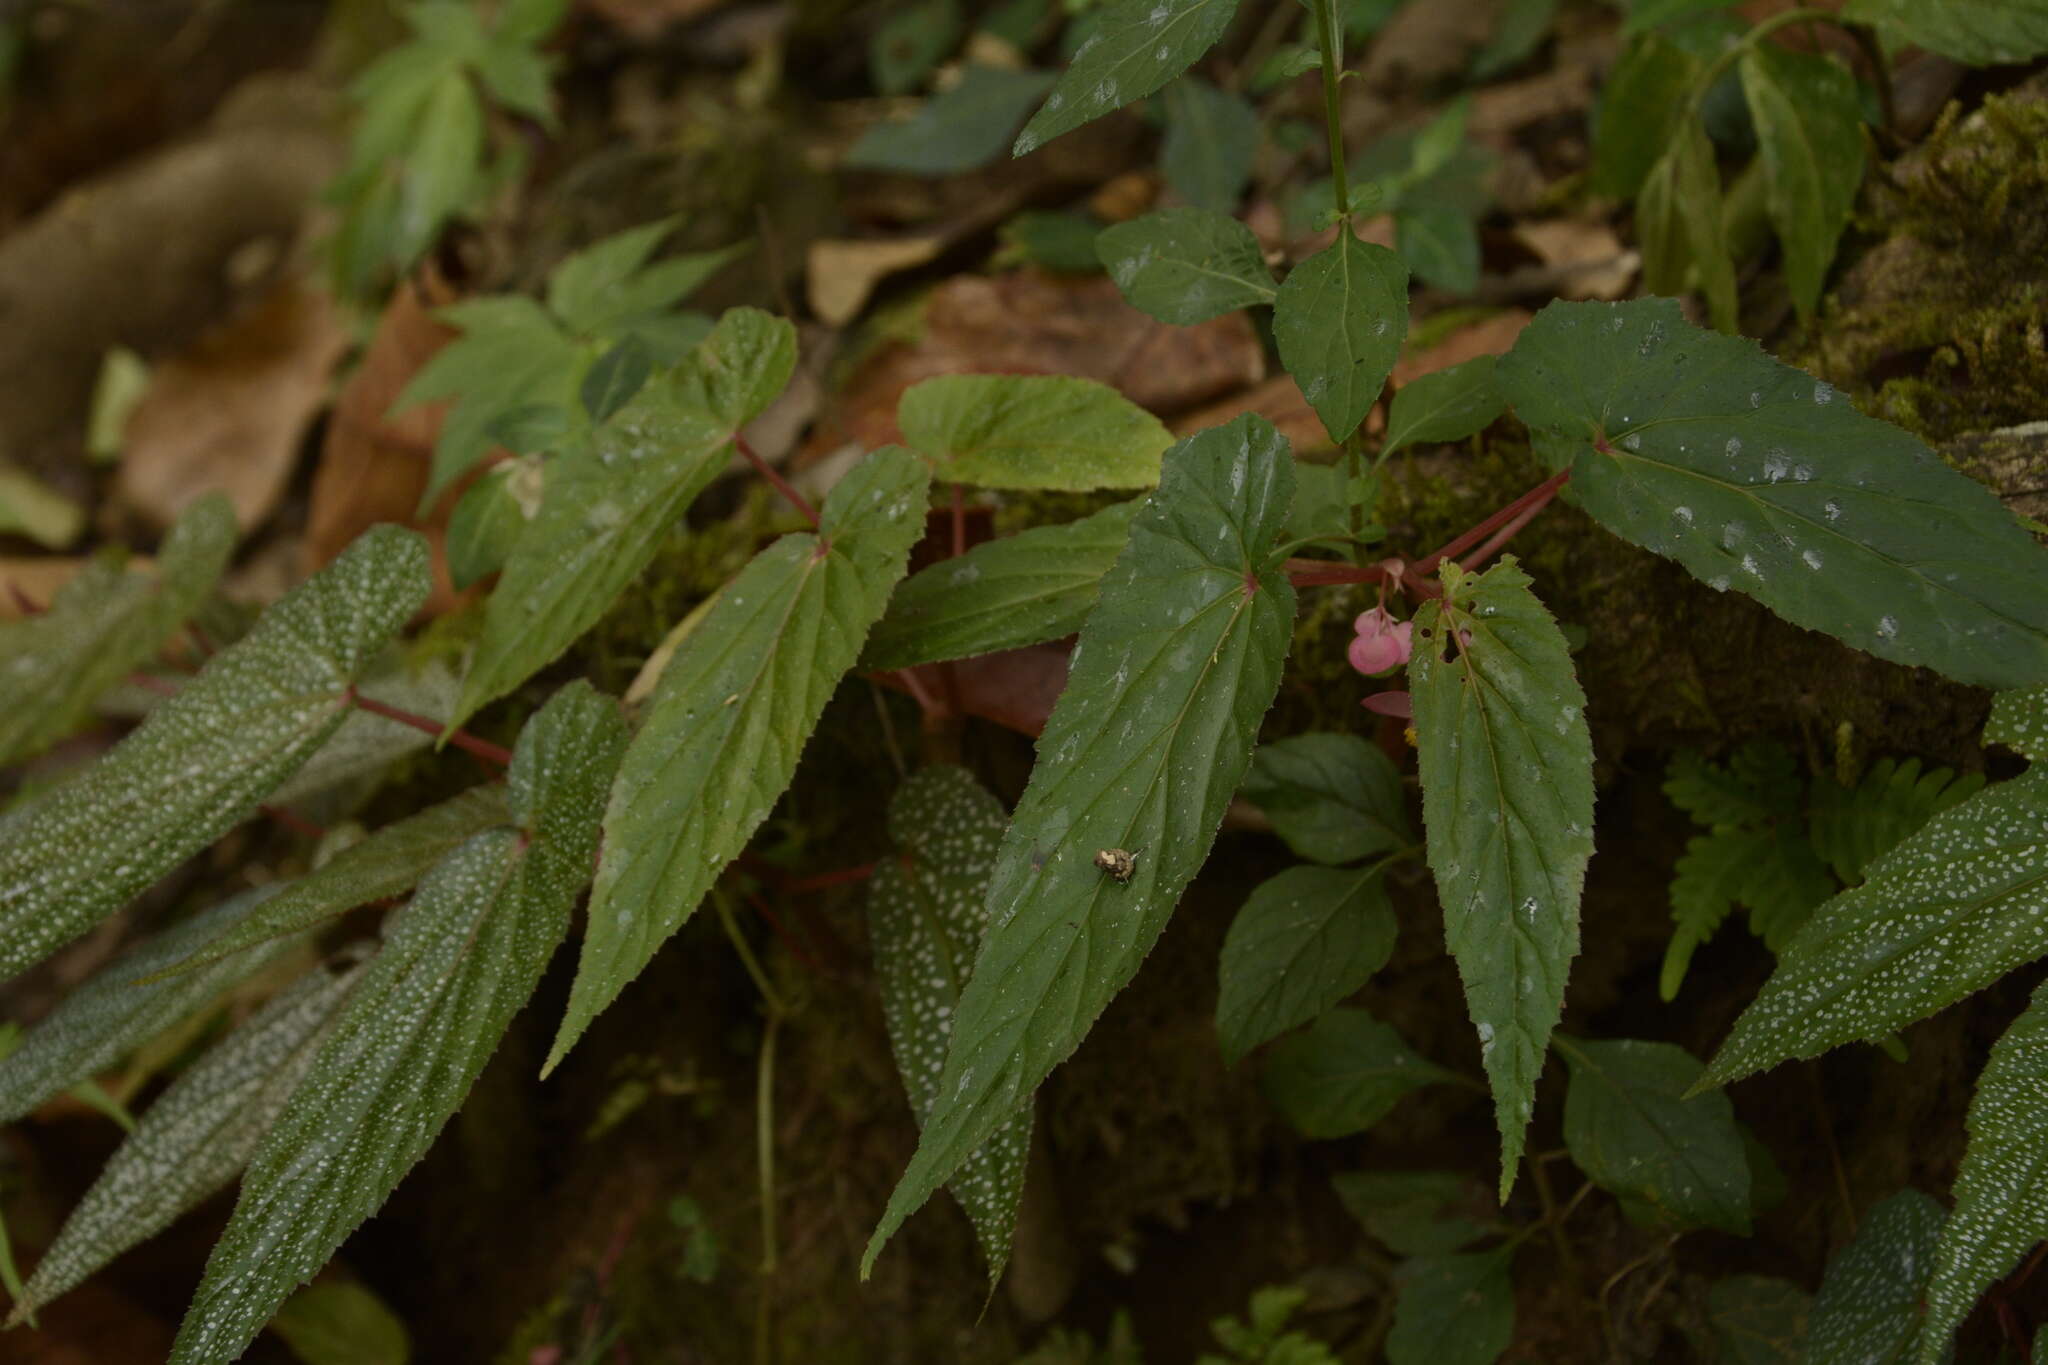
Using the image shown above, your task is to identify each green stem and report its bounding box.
[714,888,785,1365]
[1687,6,1846,109]
[1312,0,1349,218]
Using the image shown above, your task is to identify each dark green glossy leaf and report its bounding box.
[1239,731,1411,866]
[1332,1170,1493,1256]
[867,766,1029,1284]
[1273,228,1409,444]
[862,413,1295,1275]
[0,527,430,977]
[1160,76,1258,213]
[1557,1036,1751,1234]
[1590,32,1703,198]
[898,374,1170,490]
[1013,0,1239,155]
[861,499,1138,670]
[1096,206,1276,326]
[1740,45,1865,323]
[1806,1189,1949,1365]
[847,66,1057,174]
[1386,1249,1515,1365]
[1840,0,2048,65]
[1710,1276,1810,1365]
[1217,864,1397,1065]
[1263,1007,1461,1139]
[1411,557,1594,1199]
[1382,356,1505,456]
[553,450,930,1071]
[1497,298,2048,689]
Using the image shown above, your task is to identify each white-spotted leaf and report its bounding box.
[1806,1189,1949,1365]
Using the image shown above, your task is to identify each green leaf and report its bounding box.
[1410,557,1594,1199]
[1709,1276,1810,1365]
[0,527,430,978]
[1809,757,1986,887]
[7,957,367,1325]
[1471,0,1555,78]
[1590,32,1703,198]
[166,787,512,975]
[552,449,930,1071]
[1262,1007,1460,1139]
[1661,827,1766,1001]
[1740,826,1834,952]
[1805,1189,1949,1365]
[1386,1249,1515,1365]
[168,684,621,1365]
[1332,1170,1493,1256]
[1096,206,1276,326]
[846,66,1057,175]
[0,889,301,1125]
[999,210,1108,273]
[445,455,542,590]
[1916,978,2048,1365]
[867,766,1030,1284]
[270,1281,411,1365]
[1217,864,1397,1066]
[870,0,962,94]
[1160,76,1259,213]
[1013,0,1239,155]
[1382,357,1505,456]
[579,334,653,423]
[449,379,732,731]
[1739,45,1865,323]
[1699,766,2048,1089]
[1394,199,1480,295]
[1239,732,1411,866]
[395,70,483,269]
[861,413,1296,1275]
[669,306,798,432]
[1556,1037,1752,1234]
[898,374,1171,490]
[545,218,743,339]
[1840,0,2048,65]
[861,499,1138,670]
[1987,684,2048,760]
[397,296,581,506]
[1272,228,1409,444]
[1496,298,2048,690]
[0,493,234,765]
[1623,0,1742,35]
[0,463,84,548]
[267,655,462,807]
[1664,742,1801,827]
[1637,114,1737,331]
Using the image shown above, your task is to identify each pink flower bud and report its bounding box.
[1347,607,1413,675]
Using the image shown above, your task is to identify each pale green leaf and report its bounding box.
[168,683,621,1365]
[862,414,1296,1274]
[1218,865,1396,1066]
[1411,557,1594,1199]
[1840,0,2048,65]
[1382,357,1505,456]
[553,449,930,1071]
[1013,0,1240,156]
[1637,114,1737,332]
[1740,45,1865,323]
[1263,1007,1458,1138]
[0,464,83,548]
[1386,1249,1515,1365]
[1273,228,1409,444]
[898,374,1171,490]
[870,0,962,93]
[1710,1276,1810,1365]
[1095,206,1276,326]
[668,307,797,432]
[1806,1189,1949,1365]
[1590,32,1703,198]
[846,67,1057,175]
[547,219,747,340]
[394,71,482,269]
[0,493,234,765]
[1332,1170,1493,1256]
[445,456,541,590]
[1160,76,1258,213]
[1557,1037,1751,1234]
[867,766,1030,1284]
[0,527,431,977]
[861,499,1138,670]
[270,1281,411,1365]
[7,955,366,1324]
[1239,732,1411,866]
[1496,298,2048,690]
[1699,766,2048,1090]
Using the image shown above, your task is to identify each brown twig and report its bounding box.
[736,432,821,530]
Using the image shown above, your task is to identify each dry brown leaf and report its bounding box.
[115,278,348,532]
[1395,308,1533,383]
[1512,220,1636,300]
[877,643,1073,738]
[806,237,946,327]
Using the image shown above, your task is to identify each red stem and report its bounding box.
[1412,469,1570,577]
[746,889,824,974]
[349,689,514,768]
[1457,491,1552,575]
[736,433,821,530]
[259,803,328,839]
[126,672,182,697]
[892,666,944,718]
[6,583,42,615]
[785,862,875,893]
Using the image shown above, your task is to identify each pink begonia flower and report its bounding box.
[1347,607,1413,676]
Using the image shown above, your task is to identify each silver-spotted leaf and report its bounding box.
[1240,731,1412,866]
[1095,206,1276,326]
[1497,299,2048,689]
[1012,0,1240,155]
[897,374,1171,491]
[267,654,462,805]
[1986,684,2048,760]
[1557,1036,1751,1234]
[1739,45,1865,324]
[1272,228,1409,444]
[0,494,234,765]
[861,413,1296,1274]
[867,766,1030,1285]
[1218,865,1398,1066]
[8,954,367,1323]
[1806,1189,1949,1365]
[1262,1007,1457,1138]
[1411,556,1594,1199]
[554,448,930,1072]
[0,526,431,977]
[861,499,1138,670]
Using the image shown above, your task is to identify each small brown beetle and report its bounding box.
[1093,848,1139,883]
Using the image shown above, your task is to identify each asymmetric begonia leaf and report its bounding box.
[168,683,622,1365]
[1410,557,1595,1199]
[1096,206,1276,326]
[551,448,930,1072]
[1739,45,1865,324]
[1217,864,1397,1066]
[267,655,462,806]
[897,374,1171,491]
[7,954,368,1324]
[1272,228,1409,444]
[1805,1189,1949,1365]
[0,493,234,766]
[0,526,430,978]
[1239,732,1411,867]
[861,413,1296,1275]
[1263,1007,1461,1139]
[1840,0,2048,65]
[1382,357,1506,456]
[1497,298,2048,690]
[1557,1036,1751,1234]
[1012,0,1239,155]
[867,766,1030,1285]
[861,499,1138,670]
